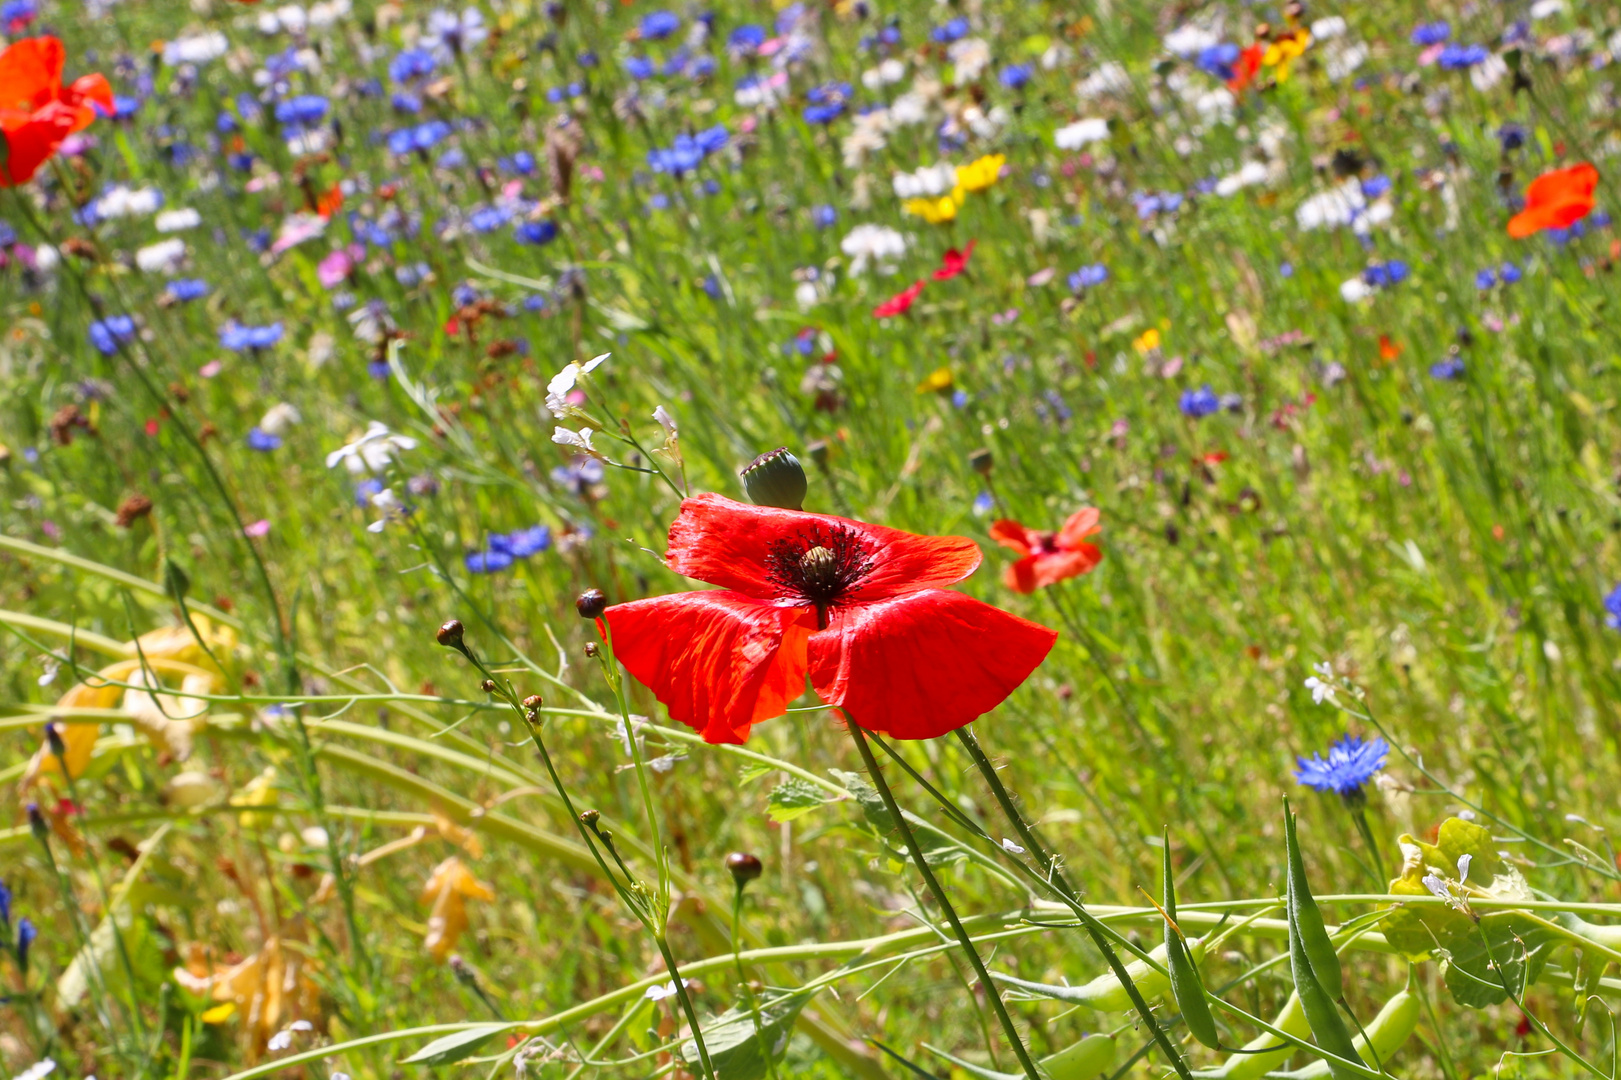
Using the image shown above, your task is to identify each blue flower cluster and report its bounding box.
[465,524,553,573]
[1295,734,1389,795]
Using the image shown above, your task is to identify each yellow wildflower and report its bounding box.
[956,153,1006,193]
[903,189,964,223]
[1263,31,1310,82]
[916,367,954,393]
[1133,328,1162,354]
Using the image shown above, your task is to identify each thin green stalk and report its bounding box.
[844,715,1043,1080]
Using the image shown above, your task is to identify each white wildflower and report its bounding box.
[860,57,906,90]
[1054,117,1109,150]
[892,162,959,199]
[259,402,302,436]
[947,38,991,81]
[1164,23,1221,56]
[1303,661,1338,704]
[163,30,228,65]
[155,208,201,232]
[545,352,609,418]
[15,1061,56,1080]
[325,421,418,473]
[1077,61,1130,100]
[365,487,407,533]
[652,406,677,438]
[1000,838,1026,854]
[1297,177,1365,231]
[840,223,907,274]
[645,979,690,1001]
[135,239,187,273]
[551,426,598,454]
[1214,160,1269,197]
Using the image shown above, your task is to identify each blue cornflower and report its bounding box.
[803,101,844,124]
[1498,124,1526,151]
[727,24,766,56]
[465,548,514,573]
[515,220,558,245]
[640,10,680,39]
[89,315,136,356]
[1430,356,1465,380]
[1361,174,1392,199]
[274,94,329,126]
[392,92,423,114]
[552,455,605,495]
[1438,44,1489,69]
[1196,43,1240,80]
[387,120,452,155]
[1295,734,1389,795]
[577,49,599,67]
[649,137,704,175]
[1474,268,1496,290]
[220,323,284,352]
[812,204,837,229]
[1362,260,1409,288]
[504,524,552,556]
[0,876,10,925]
[999,63,1033,90]
[1499,262,1522,284]
[931,16,970,43]
[1604,584,1621,629]
[502,150,537,175]
[625,55,655,80]
[247,427,282,452]
[694,124,729,154]
[468,205,512,233]
[972,491,995,517]
[17,916,36,972]
[111,95,141,119]
[1179,385,1221,418]
[1068,264,1108,290]
[390,47,436,83]
[2,0,38,31]
[354,478,384,508]
[1410,21,1450,45]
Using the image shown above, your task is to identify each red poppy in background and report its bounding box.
[1507,163,1598,238]
[605,494,1057,744]
[873,279,925,319]
[1227,44,1265,93]
[989,508,1104,594]
[932,240,977,281]
[0,36,112,187]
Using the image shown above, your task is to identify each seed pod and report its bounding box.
[926,1033,1115,1080]
[1284,803,1343,1000]
[575,589,607,619]
[1276,990,1419,1080]
[1164,829,1221,1050]
[740,447,808,510]
[436,619,466,649]
[1204,992,1310,1080]
[991,937,1206,1012]
[1284,809,1363,1079]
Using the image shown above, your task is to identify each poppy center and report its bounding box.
[1033,531,1060,554]
[765,525,874,629]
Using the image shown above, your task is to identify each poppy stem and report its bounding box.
[952,726,1197,1080]
[843,715,1044,1080]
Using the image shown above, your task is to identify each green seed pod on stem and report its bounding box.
[1195,992,1310,1080]
[1274,989,1420,1080]
[1163,827,1221,1050]
[1284,806,1364,1080]
[1283,801,1343,1000]
[991,936,1206,1012]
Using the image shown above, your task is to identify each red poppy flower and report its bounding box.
[1227,44,1265,93]
[0,36,112,187]
[873,279,925,319]
[605,494,1057,744]
[932,240,977,282]
[1507,163,1599,238]
[988,508,1104,594]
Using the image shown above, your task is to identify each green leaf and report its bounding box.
[400,1024,507,1065]
[679,990,814,1079]
[1441,913,1554,1009]
[765,778,833,822]
[829,770,964,866]
[737,761,774,786]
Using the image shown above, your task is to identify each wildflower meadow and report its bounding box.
[5,0,1621,1077]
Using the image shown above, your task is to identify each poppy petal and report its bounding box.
[1003,546,1102,593]
[988,519,1035,556]
[665,493,982,600]
[0,37,64,109]
[808,589,1056,739]
[606,590,811,744]
[1055,507,1102,549]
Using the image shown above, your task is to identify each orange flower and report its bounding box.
[421,856,495,961]
[0,36,113,186]
[1507,163,1599,238]
[989,508,1104,594]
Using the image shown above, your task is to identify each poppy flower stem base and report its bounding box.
[843,715,1044,1080]
[953,727,1197,1080]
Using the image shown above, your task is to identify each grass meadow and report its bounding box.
[4,0,1621,1076]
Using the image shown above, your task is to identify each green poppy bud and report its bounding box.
[741,447,808,510]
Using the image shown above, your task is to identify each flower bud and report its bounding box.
[45,722,66,759]
[579,808,600,827]
[576,589,607,619]
[584,641,600,658]
[741,447,808,510]
[480,679,496,693]
[969,447,994,475]
[436,619,465,649]
[26,802,47,841]
[725,852,763,889]
[522,695,543,710]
